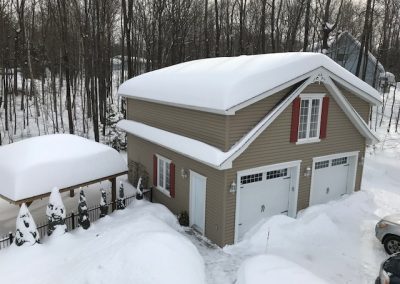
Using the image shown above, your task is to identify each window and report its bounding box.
[315,160,329,169]
[331,157,347,166]
[240,173,263,185]
[266,168,288,180]
[297,95,324,143]
[157,155,171,193]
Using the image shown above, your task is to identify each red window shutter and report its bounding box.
[153,155,158,186]
[170,163,175,198]
[320,96,329,139]
[290,97,301,143]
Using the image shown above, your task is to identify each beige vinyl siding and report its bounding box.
[127,133,227,247]
[223,84,366,244]
[227,83,338,149]
[127,99,229,151]
[336,83,371,122]
[227,86,292,148]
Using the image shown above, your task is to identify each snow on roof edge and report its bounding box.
[0,134,128,201]
[117,120,227,169]
[118,53,380,113]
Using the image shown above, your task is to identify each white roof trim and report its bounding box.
[119,70,379,170]
[327,71,381,106]
[322,75,379,144]
[120,94,231,115]
[117,120,230,170]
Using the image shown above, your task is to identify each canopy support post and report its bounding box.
[69,189,75,198]
[110,177,116,211]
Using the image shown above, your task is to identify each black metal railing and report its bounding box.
[0,195,137,250]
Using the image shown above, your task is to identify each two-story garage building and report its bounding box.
[117,52,381,247]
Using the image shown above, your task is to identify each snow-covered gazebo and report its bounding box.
[0,134,128,208]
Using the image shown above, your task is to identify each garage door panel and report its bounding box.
[238,168,291,241]
[311,155,351,206]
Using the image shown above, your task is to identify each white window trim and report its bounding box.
[156,154,171,197]
[297,93,325,144]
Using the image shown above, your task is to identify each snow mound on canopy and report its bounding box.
[0,134,127,201]
[236,254,327,284]
[0,201,205,284]
[225,191,381,283]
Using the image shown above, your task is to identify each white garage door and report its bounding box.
[310,155,353,205]
[237,168,291,241]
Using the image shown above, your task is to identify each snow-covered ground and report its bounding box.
[0,87,399,283]
[0,200,205,284]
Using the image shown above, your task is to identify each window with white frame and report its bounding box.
[157,155,171,193]
[298,94,324,142]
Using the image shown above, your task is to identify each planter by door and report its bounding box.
[310,151,359,206]
[189,171,207,234]
[235,161,301,242]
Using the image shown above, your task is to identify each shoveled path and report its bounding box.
[183,228,244,284]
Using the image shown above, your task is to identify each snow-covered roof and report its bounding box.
[0,134,127,202]
[118,70,379,170]
[118,52,380,114]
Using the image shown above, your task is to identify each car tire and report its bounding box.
[383,235,400,255]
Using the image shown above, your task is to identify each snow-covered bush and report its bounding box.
[46,187,67,236]
[99,189,108,218]
[15,203,40,246]
[178,211,189,227]
[78,190,90,229]
[116,182,126,210]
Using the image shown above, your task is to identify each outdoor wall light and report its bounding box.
[181,168,188,179]
[229,181,237,193]
[304,166,312,177]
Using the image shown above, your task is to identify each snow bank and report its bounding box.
[118,52,379,113]
[225,191,387,283]
[0,134,127,201]
[236,254,327,284]
[0,201,205,284]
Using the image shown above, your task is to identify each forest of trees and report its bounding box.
[0,0,399,145]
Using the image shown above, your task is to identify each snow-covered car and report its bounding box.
[376,253,400,284]
[376,215,400,255]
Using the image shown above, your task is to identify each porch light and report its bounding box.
[229,181,237,193]
[181,168,188,179]
[304,167,311,177]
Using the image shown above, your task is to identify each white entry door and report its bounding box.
[189,171,207,234]
[237,167,291,241]
[311,156,352,205]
